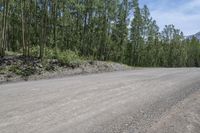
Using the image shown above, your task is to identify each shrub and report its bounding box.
[20,66,36,77]
[30,46,40,57]
[45,48,57,59]
[0,66,8,74]
[30,46,56,59]
[9,65,21,75]
[9,65,36,77]
[57,50,82,68]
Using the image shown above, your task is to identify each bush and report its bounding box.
[20,66,36,77]
[30,46,56,59]
[57,50,82,68]
[0,66,9,74]
[9,65,36,77]
[9,65,21,75]
[30,46,40,57]
[29,47,83,68]
[45,48,57,59]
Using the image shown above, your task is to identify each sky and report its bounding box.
[139,0,200,36]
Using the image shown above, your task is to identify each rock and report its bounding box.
[37,64,43,68]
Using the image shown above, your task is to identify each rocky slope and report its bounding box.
[187,32,200,40]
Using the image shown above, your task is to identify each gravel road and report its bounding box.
[0,68,200,133]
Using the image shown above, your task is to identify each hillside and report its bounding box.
[187,32,200,40]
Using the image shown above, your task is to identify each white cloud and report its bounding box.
[150,0,200,35]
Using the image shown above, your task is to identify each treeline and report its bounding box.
[0,0,200,67]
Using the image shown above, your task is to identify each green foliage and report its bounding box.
[57,50,82,67]
[1,0,200,68]
[9,65,21,75]
[9,65,36,77]
[45,48,57,59]
[0,66,9,74]
[30,46,40,57]
[5,51,21,56]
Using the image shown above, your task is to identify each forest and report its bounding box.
[1,0,200,67]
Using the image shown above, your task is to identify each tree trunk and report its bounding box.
[1,0,6,57]
[53,0,57,55]
[40,0,48,58]
[21,0,26,56]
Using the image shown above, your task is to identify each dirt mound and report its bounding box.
[0,56,131,84]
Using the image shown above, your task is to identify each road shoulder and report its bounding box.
[148,90,200,133]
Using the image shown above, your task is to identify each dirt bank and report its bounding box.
[0,56,131,84]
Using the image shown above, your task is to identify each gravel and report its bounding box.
[0,68,200,133]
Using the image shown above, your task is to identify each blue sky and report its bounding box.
[139,0,200,35]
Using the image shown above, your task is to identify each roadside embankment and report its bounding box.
[0,56,131,84]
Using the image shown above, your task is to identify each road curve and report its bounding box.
[0,68,200,133]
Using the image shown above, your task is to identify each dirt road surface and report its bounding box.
[0,68,200,133]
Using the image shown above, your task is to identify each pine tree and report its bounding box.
[130,0,143,66]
